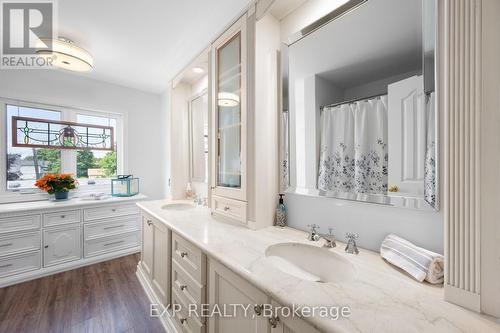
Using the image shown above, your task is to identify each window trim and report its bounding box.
[0,98,126,203]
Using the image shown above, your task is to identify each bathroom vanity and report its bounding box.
[136,200,498,333]
[0,194,146,287]
[165,0,500,326]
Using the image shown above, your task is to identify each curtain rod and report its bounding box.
[320,92,387,110]
[320,90,435,110]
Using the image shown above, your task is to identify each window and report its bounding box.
[2,100,123,195]
[76,114,117,185]
[6,105,62,190]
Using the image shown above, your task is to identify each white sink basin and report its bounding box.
[265,243,355,283]
[161,203,195,211]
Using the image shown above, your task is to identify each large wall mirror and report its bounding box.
[281,0,438,210]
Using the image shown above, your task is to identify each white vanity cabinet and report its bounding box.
[43,224,81,267]
[141,214,155,279]
[0,197,143,288]
[208,257,269,333]
[136,210,323,333]
[138,212,172,307]
[269,301,321,333]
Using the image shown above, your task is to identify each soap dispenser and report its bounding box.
[275,194,287,227]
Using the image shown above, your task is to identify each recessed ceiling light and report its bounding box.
[192,67,204,74]
[36,37,94,72]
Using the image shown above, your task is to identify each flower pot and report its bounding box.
[54,191,69,200]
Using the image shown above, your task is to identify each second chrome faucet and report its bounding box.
[306,224,336,248]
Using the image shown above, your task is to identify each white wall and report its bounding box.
[276,0,443,253]
[0,70,167,200]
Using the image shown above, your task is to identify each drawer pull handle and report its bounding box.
[104,225,125,230]
[180,251,188,258]
[0,243,13,248]
[223,206,230,211]
[104,240,125,247]
[180,284,187,291]
[180,318,187,325]
[44,245,49,248]
[0,264,13,269]
[268,316,280,328]
[112,209,117,212]
[147,219,153,226]
[254,304,263,316]
[60,215,66,219]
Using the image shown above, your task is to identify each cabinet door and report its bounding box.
[43,225,81,267]
[151,220,170,306]
[211,14,248,201]
[141,214,154,279]
[208,258,269,333]
[270,301,320,333]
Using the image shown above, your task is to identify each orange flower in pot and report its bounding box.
[35,173,77,200]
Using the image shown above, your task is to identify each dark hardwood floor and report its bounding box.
[0,254,165,333]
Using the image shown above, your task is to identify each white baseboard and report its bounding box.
[136,263,180,333]
[0,246,140,288]
[444,284,481,312]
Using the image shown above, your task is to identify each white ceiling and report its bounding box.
[58,0,251,94]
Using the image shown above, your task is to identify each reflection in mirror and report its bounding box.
[283,0,438,210]
[217,33,242,188]
[189,93,208,183]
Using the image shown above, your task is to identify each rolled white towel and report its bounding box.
[380,234,444,284]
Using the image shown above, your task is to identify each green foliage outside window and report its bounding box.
[99,152,117,177]
[34,149,61,174]
[76,150,97,178]
[76,150,117,178]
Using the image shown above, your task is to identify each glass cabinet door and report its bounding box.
[216,33,242,188]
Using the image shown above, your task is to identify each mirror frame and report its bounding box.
[279,0,439,211]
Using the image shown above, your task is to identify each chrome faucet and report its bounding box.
[321,227,336,248]
[306,224,320,241]
[345,232,359,254]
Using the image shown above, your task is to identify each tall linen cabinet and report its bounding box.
[209,7,280,230]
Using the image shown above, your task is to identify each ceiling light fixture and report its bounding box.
[192,67,204,74]
[36,37,94,72]
[218,92,240,107]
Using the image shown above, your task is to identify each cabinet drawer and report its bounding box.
[211,195,247,224]
[84,215,140,240]
[172,289,205,333]
[0,231,40,257]
[83,204,139,222]
[84,231,140,258]
[172,233,206,284]
[43,210,80,227]
[172,259,206,316]
[0,251,41,278]
[0,214,41,234]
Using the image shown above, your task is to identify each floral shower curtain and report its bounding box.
[318,96,388,195]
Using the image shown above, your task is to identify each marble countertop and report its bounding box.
[138,199,500,333]
[0,193,147,214]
